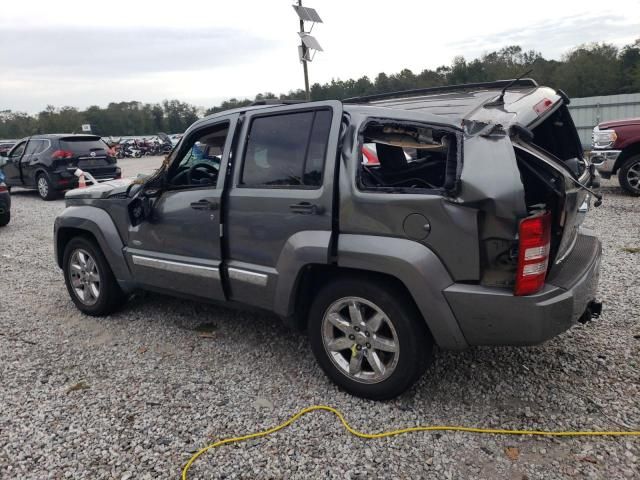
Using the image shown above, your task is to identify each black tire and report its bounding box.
[308,275,433,400]
[0,211,9,227]
[618,155,640,196]
[62,236,125,316]
[36,173,58,201]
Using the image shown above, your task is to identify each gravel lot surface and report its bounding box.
[1,156,638,479]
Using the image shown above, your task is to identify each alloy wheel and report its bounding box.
[69,249,101,306]
[626,161,640,192]
[321,296,399,384]
[37,176,49,198]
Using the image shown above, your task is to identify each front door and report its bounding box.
[3,140,27,186]
[225,101,342,311]
[125,115,238,300]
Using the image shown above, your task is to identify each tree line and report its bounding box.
[1,39,638,139]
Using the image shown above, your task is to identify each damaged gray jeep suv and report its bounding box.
[55,79,602,399]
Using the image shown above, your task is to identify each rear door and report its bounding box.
[225,101,342,310]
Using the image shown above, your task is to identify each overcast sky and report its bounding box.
[1,0,638,113]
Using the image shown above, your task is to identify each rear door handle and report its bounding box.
[190,199,219,210]
[289,202,325,215]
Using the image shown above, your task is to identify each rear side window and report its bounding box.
[60,137,108,156]
[241,109,332,188]
[25,139,48,155]
[358,120,459,194]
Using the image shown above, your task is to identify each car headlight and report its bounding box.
[592,129,617,149]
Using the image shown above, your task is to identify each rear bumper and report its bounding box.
[50,166,121,190]
[589,150,620,177]
[444,232,601,346]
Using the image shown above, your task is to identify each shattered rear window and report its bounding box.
[357,121,459,193]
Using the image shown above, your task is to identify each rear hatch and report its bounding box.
[444,83,592,263]
[470,88,594,290]
[514,96,591,266]
[59,136,115,170]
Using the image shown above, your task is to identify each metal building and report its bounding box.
[568,92,640,148]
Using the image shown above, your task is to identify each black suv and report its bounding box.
[1,134,121,200]
[0,173,9,226]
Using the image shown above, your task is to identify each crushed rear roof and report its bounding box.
[352,87,537,122]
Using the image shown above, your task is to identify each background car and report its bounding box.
[0,141,16,156]
[1,134,121,200]
[0,167,11,226]
[590,118,640,195]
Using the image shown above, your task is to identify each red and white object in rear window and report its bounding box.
[515,211,551,296]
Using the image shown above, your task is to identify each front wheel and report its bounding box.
[63,237,125,316]
[308,276,433,400]
[618,155,640,196]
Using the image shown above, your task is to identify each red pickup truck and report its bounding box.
[590,118,640,195]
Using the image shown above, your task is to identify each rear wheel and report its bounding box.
[36,173,57,201]
[0,211,9,227]
[308,276,433,400]
[63,237,125,316]
[618,155,640,196]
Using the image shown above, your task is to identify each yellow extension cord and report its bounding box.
[181,404,640,479]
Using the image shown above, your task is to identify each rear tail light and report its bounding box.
[515,211,551,296]
[52,149,74,159]
[0,184,7,193]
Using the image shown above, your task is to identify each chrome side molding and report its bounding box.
[228,267,268,286]
[131,255,220,279]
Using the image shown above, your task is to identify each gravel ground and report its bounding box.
[0,157,638,479]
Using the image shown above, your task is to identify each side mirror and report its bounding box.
[128,194,153,226]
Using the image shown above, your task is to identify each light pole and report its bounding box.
[292,2,323,101]
[298,1,310,99]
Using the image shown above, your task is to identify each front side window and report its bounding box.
[25,139,49,156]
[167,122,229,187]
[241,109,332,188]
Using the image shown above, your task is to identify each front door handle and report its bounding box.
[190,199,219,210]
[289,202,325,215]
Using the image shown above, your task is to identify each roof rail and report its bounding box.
[249,99,308,106]
[342,78,539,104]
